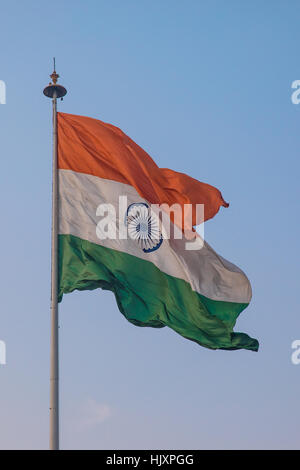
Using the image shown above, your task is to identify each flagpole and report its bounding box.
[43,60,67,450]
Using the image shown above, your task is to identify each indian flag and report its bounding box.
[57,112,258,352]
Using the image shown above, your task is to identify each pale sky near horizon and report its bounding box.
[0,0,300,449]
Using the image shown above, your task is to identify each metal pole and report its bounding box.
[49,90,59,450]
[43,62,67,450]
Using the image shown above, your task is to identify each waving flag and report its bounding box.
[57,112,258,351]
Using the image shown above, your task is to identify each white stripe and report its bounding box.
[59,169,251,303]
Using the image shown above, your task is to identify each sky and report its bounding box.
[0,0,299,450]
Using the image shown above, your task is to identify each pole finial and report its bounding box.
[43,58,67,99]
[50,57,59,85]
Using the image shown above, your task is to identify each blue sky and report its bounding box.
[0,0,299,449]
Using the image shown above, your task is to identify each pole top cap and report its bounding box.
[43,58,67,99]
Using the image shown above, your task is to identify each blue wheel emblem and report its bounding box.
[125,203,163,253]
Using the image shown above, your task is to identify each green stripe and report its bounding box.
[58,234,258,351]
